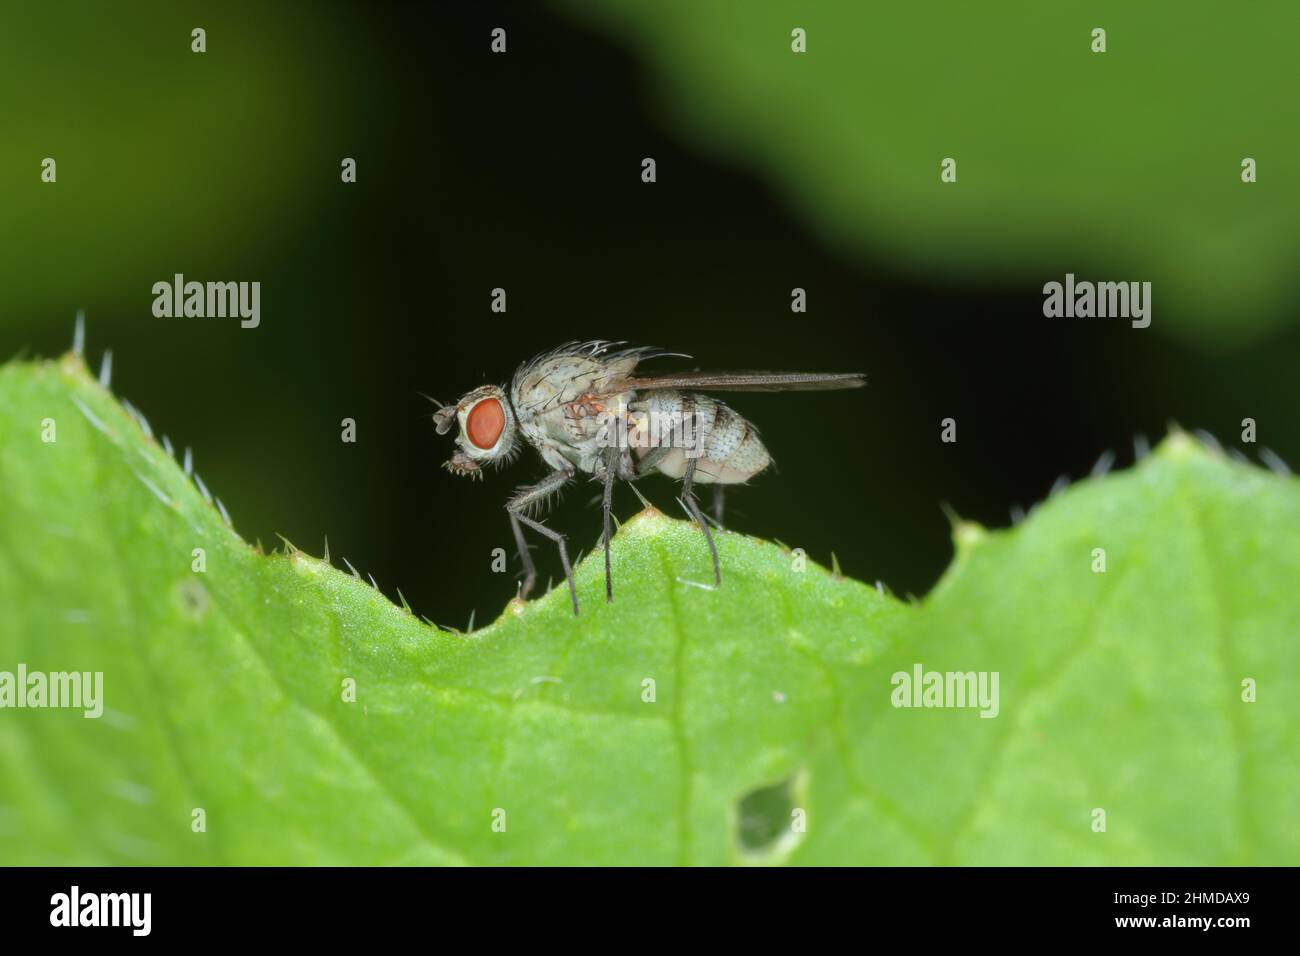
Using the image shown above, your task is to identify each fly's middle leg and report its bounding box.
[506,469,578,615]
[681,457,721,586]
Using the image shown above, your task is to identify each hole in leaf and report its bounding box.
[736,772,806,861]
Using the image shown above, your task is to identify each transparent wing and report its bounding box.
[619,370,866,392]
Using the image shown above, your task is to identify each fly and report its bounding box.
[433,340,866,615]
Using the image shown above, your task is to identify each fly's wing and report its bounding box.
[618,370,866,392]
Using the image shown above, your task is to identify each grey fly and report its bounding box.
[433,341,865,614]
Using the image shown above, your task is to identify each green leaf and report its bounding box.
[1,355,1296,864]
[555,0,1300,345]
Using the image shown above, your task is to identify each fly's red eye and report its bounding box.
[466,397,505,449]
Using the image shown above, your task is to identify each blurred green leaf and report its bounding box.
[0,0,367,337]
[0,356,1296,863]
[557,0,1300,345]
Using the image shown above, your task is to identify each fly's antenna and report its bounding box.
[422,391,459,434]
[433,405,458,435]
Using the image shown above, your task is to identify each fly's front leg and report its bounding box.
[507,469,578,614]
[681,457,721,586]
[509,514,536,598]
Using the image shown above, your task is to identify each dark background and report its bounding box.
[4,1,1297,627]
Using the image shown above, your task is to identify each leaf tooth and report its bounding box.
[1158,428,1198,460]
[193,472,213,504]
[182,447,193,476]
[121,399,154,440]
[1193,428,1223,455]
[1260,447,1292,476]
[97,350,113,388]
[342,556,362,579]
[626,480,655,512]
[130,468,173,508]
[676,576,717,591]
[72,311,86,357]
[70,396,112,438]
[1089,449,1115,478]
[953,520,987,551]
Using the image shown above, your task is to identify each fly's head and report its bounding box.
[433,384,518,480]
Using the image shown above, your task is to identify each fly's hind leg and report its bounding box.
[601,447,617,603]
[681,457,721,586]
[507,469,578,615]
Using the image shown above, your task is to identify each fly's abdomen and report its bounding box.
[702,401,770,483]
[631,391,770,484]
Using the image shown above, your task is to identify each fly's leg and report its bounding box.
[507,469,578,614]
[681,457,721,586]
[633,446,670,476]
[509,515,536,597]
[712,484,725,528]
[601,447,617,603]
[514,513,577,615]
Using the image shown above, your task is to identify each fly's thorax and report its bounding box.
[511,357,639,475]
[511,354,609,419]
